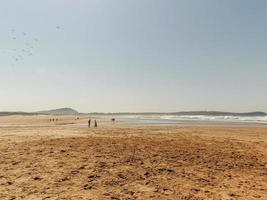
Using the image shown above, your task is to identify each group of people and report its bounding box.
[49,118,58,122]
[87,117,117,128]
[88,119,97,128]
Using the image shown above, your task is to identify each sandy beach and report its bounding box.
[0,115,266,200]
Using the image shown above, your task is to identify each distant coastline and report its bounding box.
[89,111,267,117]
[0,108,266,117]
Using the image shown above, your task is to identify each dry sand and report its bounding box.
[0,115,266,200]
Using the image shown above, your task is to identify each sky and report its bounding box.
[0,0,267,113]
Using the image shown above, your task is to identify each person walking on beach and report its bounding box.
[88,119,91,128]
[94,120,97,128]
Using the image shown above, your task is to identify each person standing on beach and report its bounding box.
[94,120,97,128]
[88,119,91,128]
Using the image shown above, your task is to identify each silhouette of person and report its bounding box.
[94,120,97,128]
[88,119,91,128]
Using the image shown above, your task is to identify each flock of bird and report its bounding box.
[2,26,61,63]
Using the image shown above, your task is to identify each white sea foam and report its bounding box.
[161,115,267,123]
[121,115,267,123]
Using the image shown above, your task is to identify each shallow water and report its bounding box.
[112,114,267,125]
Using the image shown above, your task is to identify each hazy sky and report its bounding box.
[0,0,267,112]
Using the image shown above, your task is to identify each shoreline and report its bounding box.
[1,114,267,128]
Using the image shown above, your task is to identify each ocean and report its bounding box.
[115,114,267,124]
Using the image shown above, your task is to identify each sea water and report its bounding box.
[117,114,267,124]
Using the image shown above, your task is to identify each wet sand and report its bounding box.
[0,115,266,200]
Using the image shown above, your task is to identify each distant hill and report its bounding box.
[37,108,79,115]
[0,108,79,116]
[88,111,267,117]
[0,109,266,117]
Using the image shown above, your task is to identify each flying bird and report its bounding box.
[6,28,40,63]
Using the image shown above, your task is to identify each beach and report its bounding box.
[0,115,266,200]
